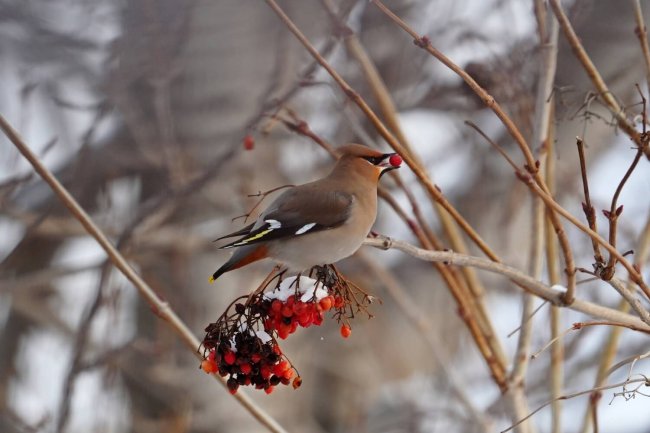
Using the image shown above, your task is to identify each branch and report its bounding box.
[363,237,650,332]
[0,114,289,433]
[501,377,650,433]
[549,0,649,159]
[633,0,650,92]
[371,0,577,306]
[263,0,501,263]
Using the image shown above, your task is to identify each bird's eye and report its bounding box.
[363,156,384,165]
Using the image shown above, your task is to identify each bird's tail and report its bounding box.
[209,244,269,283]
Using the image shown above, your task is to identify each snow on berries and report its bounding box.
[262,276,342,339]
[200,265,374,394]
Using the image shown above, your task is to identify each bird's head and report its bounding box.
[335,143,402,180]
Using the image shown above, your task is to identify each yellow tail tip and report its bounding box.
[209,276,215,284]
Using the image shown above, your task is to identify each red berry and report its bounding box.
[265,385,275,394]
[340,324,352,338]
[201,360,217,373]
[318,296,333,312]
[273,360,290,376]
[272,344,282,355]
[283,368,294,380]
[281,305,294,318]
[278,327,290,340]
[240,363,252,375]
[260,365,272,380]
[207,350,216,361]
[271,300,282,313]
[389,153,402,167]
[334,296,344,309]
[293,301,307,314]
[227,378,239,394]
[297,312,311,327]
[292,376,302,389]
[243,135,254,151]
[223,351,236,365]
[251,353,262,364]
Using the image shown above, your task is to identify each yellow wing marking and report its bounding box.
[233,228,273,246]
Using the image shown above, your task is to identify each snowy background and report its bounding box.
[1,1,649,432]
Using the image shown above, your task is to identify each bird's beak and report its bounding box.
[378,153,402,177]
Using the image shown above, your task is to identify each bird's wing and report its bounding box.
[212,222,255,242]
[218,187,353,249]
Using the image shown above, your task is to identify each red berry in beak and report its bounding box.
[389,154,402,167]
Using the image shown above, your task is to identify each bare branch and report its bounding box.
[0,114,290,433]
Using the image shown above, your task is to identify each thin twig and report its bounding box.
[606,277,650,324]
[546,133,565,433]
[601,89,647,278]
[576,137,604,266]
[370,0,577,304]
[358,252,494,432]
[519,174,650,301]
[321,1,501,358]
[532,321,650,361]
[263,0,502,263]
[501,377,650,433]
[278,103,509,389]
[633,0,650,92]
[470,122,650,301]
[0,114,290,433]
[549,0,648,159]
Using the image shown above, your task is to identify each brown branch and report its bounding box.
[465,117,649,303]
[544,106,564,433]
[0,114,290,433]
[519,174,650,301]
[576,137,605,266]
[263,0,501,264]
[633,0,650,92]
[289,1,509,369]
[601,89,647,278]
[371,0,576,306]
[279,112,509,390]
[231,183,296,224]
[364,237,650,332]
[501,377,650,433]
[549,0,649,159]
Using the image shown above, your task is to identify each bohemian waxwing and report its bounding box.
[210,143,402,282]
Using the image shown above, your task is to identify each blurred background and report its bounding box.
[1,0,649,432]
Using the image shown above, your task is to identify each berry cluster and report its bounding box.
[262,294,344,339]
[201,267,371,394]
[202,328,299,394]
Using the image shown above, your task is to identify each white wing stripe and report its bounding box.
[295,223,316,235]
[265,219,282,229]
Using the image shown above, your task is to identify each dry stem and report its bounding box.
[549,0,648,159]
[363,236,650,332]
[0,114,289,433]
[263,0,501,263]
[370,0,577,305]
[633,0,650,92]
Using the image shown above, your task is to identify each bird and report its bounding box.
[210,143,402,282]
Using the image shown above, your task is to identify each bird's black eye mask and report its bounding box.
[363,154,391,166]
